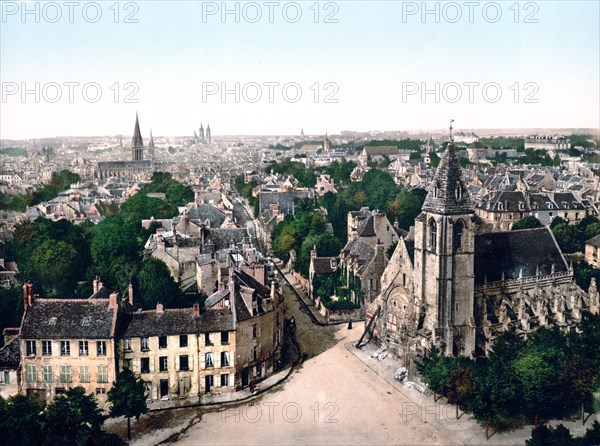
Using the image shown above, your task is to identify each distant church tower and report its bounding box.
[199,123,205,141]
[206,123,211,144]
[131,113,144,161]
[148,130,155,161]
[413,121,476,356]
[323,132,330,152]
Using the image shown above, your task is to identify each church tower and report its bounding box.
[149,130,155,161]
[413,121,475,356]
[131,113,144,161]
[323,132,330,152]
[206,123,211,144]
[199,123,205,141]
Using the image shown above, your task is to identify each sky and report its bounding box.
[1,0,599,139]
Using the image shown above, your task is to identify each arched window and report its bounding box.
[455,182,462,201]
[428,218,437,250]
[453,219,465,251]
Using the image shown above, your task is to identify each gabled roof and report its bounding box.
[311,257,338,274]
[587,234,600,247]
[474,227,567,285]
[21,299,118,339]
[186,204,227,227]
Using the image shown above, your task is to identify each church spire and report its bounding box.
[131,112,144,161]
[421,120,472,215]
[149,129,155,148]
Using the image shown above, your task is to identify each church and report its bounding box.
[95,113,154,180]
[366,127,599,359]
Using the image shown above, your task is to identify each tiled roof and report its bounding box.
[312,257,338,274]
[186,204,227,227]
[205,228,249,251]
[587,234,600,247]
[21,299,118,339]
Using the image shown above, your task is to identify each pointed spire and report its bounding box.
[421,121,472,215]
[149,129,155,148]
[132,112,143,147]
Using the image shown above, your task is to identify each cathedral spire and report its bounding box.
[131,112,144,161]
[421,122,472,215]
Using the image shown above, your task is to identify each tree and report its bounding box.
[0,395,45,446]
[512,216,543,230]
[29,240,79,296]
[553,223,583,253]
[445,367,474,419]
[108,369,148,440]
[44,387,105,445]
[136,258,182,309]
[526,424,574,446]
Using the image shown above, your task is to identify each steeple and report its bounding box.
[131,112,144,161]
[421,120,471,215]
[206,123,212,144]
[149,129,155,161]
[199,123,205,140]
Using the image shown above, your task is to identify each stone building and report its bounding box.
[586,234,600,268]
[0,333,20,399]
[19,282,119,407]
[367,138,598,361]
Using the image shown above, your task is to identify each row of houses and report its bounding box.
[0,256,284,408]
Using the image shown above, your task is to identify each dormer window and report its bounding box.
[498,202,504,211]
[518,202,525,211]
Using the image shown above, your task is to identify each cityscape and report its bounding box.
[1,1,600,445]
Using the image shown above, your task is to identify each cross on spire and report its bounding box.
[449,119,454,142]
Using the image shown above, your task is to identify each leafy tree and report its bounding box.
[29,240,79,296]
[0,287,24,346]
[108,369,148,440]
[388,189,426,230]
[429,151,440,167]
[553,223,583,253]
[550,216,566,228]
[526,424,574,446]
[445,367,474,419]
[136,257,182,309]
[44,387,105,446]
[0,395,45,446]
[512,216,543,230]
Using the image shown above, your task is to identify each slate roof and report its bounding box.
[0,335,20,369]
[357,215,376,237]
[205,228,249,251]
[363,146,399,156]
[312,257,338,274]
[89,286,113,299]
[258,190,309,214]
[422,143,473,215]
[474,227,567,285]
[587,234,600,248]
[21,299,118,339]
[186,204,227,227]
[205,289,230,308]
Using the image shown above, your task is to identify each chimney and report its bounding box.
[108,292,118,309]
[156,302,164,313]
[23,281,34,310]
[311,245,317,259]
[128,283,134,306]
[192,303,200,317]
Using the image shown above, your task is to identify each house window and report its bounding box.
[140,358,150,373]
[97,341,107,357]
[141,337,149,351]
[159,336,167,349]
[252,324,257,339]
[428,219,437,250]
[221,331,229,345]
[43,365,53,383]
[179,355,189,371]
[95,388,106,395]
[221,351,230,367]
[42,340,52,356]
[179,334,188,348]
[205,353,214,368]
[453,219,465,250]
[205,333,213,346]
[221,374,229,387]
[60,341,70,357]
[60,365,72,383]
[124,339,132,351]
[26,340,36,357]
[97,365,108,383]
[80,366,89,383]
[159,356,168,372]
[26,364,37,382]
[79,341,88,356]
[252,347,258,361]
[0,370,9,385]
